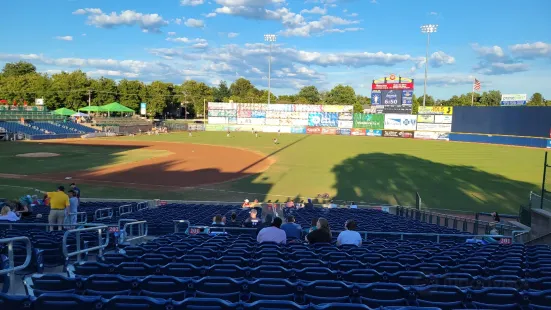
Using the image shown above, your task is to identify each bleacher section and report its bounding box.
[1,202,548,309]
[0,121,45,136]
[0,121,97,138]
[32,122,96,134]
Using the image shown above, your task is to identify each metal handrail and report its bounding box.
[62,225,109,263]
[0,236,32,294]
[121,220,148,244]
[135,201,149,212]
[69,212,88,224]
[0,222,104,231]
[173,220,190,233]
[94,207,113,221]
[118,204,133,216]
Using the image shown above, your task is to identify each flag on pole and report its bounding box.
[473,78,481,92]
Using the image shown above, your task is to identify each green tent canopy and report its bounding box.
[53,107,77,116]
[100,102,135,113]
[79,106,102,112]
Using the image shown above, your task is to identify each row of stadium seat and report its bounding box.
[21,277,551,309]
[69,261,551,282]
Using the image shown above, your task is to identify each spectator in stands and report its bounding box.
[491,212,501,223]
[285,199,295,208]
[304,198,314,209]
[349,201,358,209]
[308,217,319,233]
[65,190,79,228]
[14,201,31,218]
[36,186,69,231]
[242,208,261,228]
[281,216,302,240]
[257,217,286,244]
[70,183,81,201]
[0,206,20,221]
[212,214,226,226]
[337,220,362,246]
[242,199,251,208]
[306,218,332,244]
[227,212,239,226]
[256,214,273,235]
[329,200,338,208]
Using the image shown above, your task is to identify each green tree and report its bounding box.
[118,79,144,111]
[229,78,256,100]
[213,81,231,102]
[277,95,296,103]
[353,102,363,113]
[148,81,173,117]
[325,85,356,105]
[528,92,544,106]
[412,94,419,114]
[179,80,213,117]
[479,90,502,106]
[90,77,117,106]
[297,86,320,104]
[415,94,435,107]
[49,70,90,110]
[1,61,36,77]
[356,95,371,106]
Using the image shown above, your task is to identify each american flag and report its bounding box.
[473,79,481,91]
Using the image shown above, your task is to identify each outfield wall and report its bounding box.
[207,103,551,148]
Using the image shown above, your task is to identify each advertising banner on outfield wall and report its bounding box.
[262,126,279,133]
[339,112,353,120]
[366,129,383,137]
[306,127,322,134]
[251,111,266,118]
[208,117,228,124]
[416,123,452,132]
[321,128,337,135]
[501,94,527,106]
[308,112,339,127]
[209,102,237,110]
[418,106,453,115]
[265,118,280,126]
[351,128,366,136]
[353,114,384,129]
[291,127,307,134]
[414,131,449,140]
[294,104,323,112]
[338,120,353,129]
[230,125,254,132]
[547,140,551,149]
[417,115,435,123]
[434,115,453,124]
[292,119,308,126]
[383,130,414,138]
[384,114,417,131]
[338,128,351,135]
[205,124,227,131]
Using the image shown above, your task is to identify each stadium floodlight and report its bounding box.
[264,34,277,104]
[420,24,438,107]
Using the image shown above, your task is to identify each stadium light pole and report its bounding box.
[420,24,438,107]
[264,34,277,104]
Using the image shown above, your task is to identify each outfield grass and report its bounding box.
[0,132,545,214]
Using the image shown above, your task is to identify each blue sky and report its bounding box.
[1,0,550,99]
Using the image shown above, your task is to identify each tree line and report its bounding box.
[0,61,548,117]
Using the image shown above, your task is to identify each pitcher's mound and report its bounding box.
[16,152,60,158]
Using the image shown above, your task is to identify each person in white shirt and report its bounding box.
[0,206,20,222]
[337,219,362,246]
[349,201,358,209]
[257,217,287,244]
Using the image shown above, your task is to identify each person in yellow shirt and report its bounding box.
[37,186,69,231]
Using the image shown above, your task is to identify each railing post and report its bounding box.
[0,237,32,294]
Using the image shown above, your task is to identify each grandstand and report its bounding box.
[2,198,548,310]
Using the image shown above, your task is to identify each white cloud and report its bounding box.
[73,8,168,32]
[429,51,455,67]
[168,32,177,36]
[300,6,327,15]
[180,0,205,6]
[228,32,240,38]
[81,33,87,36]
[510,42,551,59]
[55,36,73,41]
[184,18,205,28]
[280,15,360,37]
[472,43,506,59]
[205,13,217,18]
[476,62,529,75]
[166,37,207,44]
[174,18,183,25]
[429,12,438,16]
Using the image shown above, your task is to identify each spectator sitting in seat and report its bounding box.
[227,212,239,226]
[285,199,295,208]
[337,219,362,246]
[349,201,358,209]
[14,201,31,218]
[281,215,302,240]
[257,217,286,244]
[0,206,20,222]
[306,218,332,244]
[212,214,226,226]
[242,199,251,208]
[308,217,319,233]
[242,208,261,228]
[256,214,273,235]
[304,198,314,209]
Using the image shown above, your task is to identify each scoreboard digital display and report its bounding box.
[371,75,414,112]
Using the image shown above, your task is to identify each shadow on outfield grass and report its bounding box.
[331,153,538,214]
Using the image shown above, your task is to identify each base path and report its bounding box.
[31,139,274,189]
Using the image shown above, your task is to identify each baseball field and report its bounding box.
[0,131,545,214]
